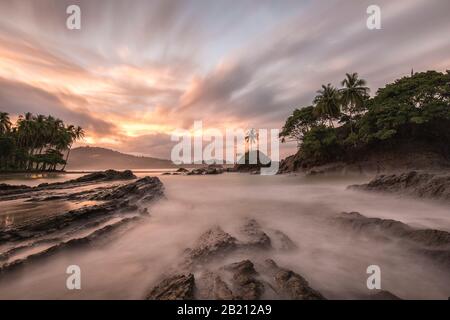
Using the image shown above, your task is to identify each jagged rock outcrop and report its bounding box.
[223,260,265,300]
[349,171,450,201]
[65,169,136,183]
[187,165,224,175]
[239,219,272,249]
[0,184,31,191]
[335,212,450,247]
[0,172,164,273]
[270,230,297,251]
[196,271,234,300]
[145,219,327,300]
[0,170,137,199]
[233,151,272,173]
[185,226,237,263]
[264,259,325,300]
[367,290,402,300]
[146,274,195,300]
[335,212,450,267]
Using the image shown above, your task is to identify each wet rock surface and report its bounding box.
[0,170,137,200]
[263,259,325,300]
[146,273,195,300]
[349,171,450,201]
[65,169,136,183]
[366,290,402,300]
[335,212,450,268]
[187,165,224,175]
[0,171,164,273]
[146,218,326,300]
[238,219,272,249]
[185,226,237,263]
[196,271,234,300]
[162,165,225,176]
[224,260,265,300]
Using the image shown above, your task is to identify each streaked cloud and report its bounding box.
[0,0,449,158]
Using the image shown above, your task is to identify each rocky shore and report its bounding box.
[334,211,450,269]
[278,141,450,175]
[1,168,448,299]
[349,171,450,202]
[146,218,326,300]
[0,170,164,273]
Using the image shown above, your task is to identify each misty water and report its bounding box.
[0,172,449,299]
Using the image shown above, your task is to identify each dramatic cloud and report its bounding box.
[0,0,449,158]
[0,77,115,135]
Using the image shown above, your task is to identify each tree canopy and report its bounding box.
[0,113,84,172]
[280,70,450,165]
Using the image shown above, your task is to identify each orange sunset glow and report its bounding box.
[1,0,449,158]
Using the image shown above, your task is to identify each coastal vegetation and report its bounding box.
[0,112,84,172]
[280,70,450,167]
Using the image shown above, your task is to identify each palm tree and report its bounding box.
[244,128,260,165]
[245,128,258,152]
[0,112,12,135]
[340,72,369,117]
[0,112,85,172]
[61,125,84,171]
[313,84,341,127]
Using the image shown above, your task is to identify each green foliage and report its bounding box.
[0,112,84,172]
[279,106,318,143]
[301,126,340,162]
[313,84,341,126]
[281,70,450,165]
[340,72,370,116]
[357,71,450,143]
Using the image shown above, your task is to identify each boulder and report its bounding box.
[264,259,325,300]
[224,260,264,300]
[349,171,450,201]
[197,271,234,300]
[186,226,237,263]
[239,219,272,249]
[146,274,195,300]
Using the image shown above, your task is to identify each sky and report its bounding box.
[0,0,449,159]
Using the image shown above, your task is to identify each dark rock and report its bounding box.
[349,171,450,201]
[264,259,325,300]
[146,274,195,300]
[187,166,224,175]
[91,177,164,203]
[0,170,137,199]
[186,226,237,263]
[197,271,234,300]
[0,216,141,273]
[335,212,450,268]
[176,167,189,173]
[70,169,136,183]
[271,230,297,251]
[233,151,272,173]
[239,219,272,249]
[367,290,402,300]
[0,184,31,191]
[336,212,450,247]
[224,260,264,300]
[0,177,164,245]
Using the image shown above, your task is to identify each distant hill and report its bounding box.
[66,147,176,170]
